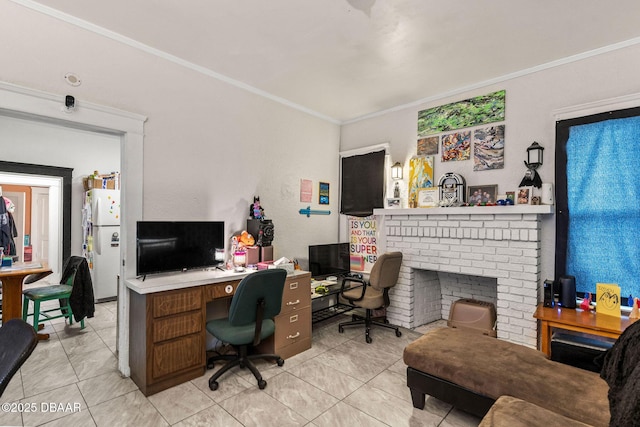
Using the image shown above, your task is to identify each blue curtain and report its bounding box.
[566,116,640,299]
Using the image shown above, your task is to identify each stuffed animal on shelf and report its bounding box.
[237,230,255,248]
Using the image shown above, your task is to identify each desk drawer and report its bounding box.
[152,288,202,318]
[153,311,202,343]
[281,276,311,314]
[204,280,239,301]
[152,333,203,380]
[274,306,311,348]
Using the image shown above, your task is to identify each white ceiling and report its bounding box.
[21,0,640,123]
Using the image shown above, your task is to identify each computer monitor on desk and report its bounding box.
[308,243,350,280]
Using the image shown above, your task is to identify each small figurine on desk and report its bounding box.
[250,196,264,219]
[630,297,639,319]
[580,293,593,311]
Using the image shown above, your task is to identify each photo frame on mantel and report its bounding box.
[517,186,533,205]
[418,187,439,207]
[467,184,497,205]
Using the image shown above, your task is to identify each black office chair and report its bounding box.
[205,269,287,391]
[0,318,38,397]
[338,252,403,343]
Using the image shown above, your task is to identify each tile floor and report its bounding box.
[0,301,481,427]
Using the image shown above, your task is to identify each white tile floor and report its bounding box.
[0,301,481,427]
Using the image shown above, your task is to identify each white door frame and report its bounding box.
[0,175,61,275]
[3,189,27,261]
[0,81,146,377]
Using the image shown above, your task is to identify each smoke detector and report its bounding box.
[64,73,81,87]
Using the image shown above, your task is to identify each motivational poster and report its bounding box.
[348,216,377,272]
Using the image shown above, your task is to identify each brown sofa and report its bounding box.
[403,327,610,426]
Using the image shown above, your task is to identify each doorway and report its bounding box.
[0,164,69,278]
[0,80,145,377]
[3,190,26,261]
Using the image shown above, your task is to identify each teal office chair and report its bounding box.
[206,269,287,391]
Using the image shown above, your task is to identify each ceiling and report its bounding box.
[21,0,640,123]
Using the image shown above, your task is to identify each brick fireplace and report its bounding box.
[375,205,553,348]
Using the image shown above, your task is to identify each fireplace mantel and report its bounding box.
[374,205,553,216]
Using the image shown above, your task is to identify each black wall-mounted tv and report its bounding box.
[136,221,225,277]
[308,243,350,279]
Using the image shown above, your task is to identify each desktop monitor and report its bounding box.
[308,243,350,280]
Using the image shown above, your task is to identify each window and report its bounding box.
[556,107,640,302]
[340,149,385,217]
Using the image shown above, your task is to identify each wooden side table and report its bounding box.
[0,263,52,323]
[533,304,636,356]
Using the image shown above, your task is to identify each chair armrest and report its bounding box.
[339,277,367,302]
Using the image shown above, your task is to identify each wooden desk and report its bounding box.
[127,270,311,396]
[533,304,636,356]
[0,263,52,324]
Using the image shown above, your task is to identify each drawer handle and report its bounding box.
[287,332,300,340]
[286,299,300,306]
[225,284,234,294]
[289,281,298,290]
[289,314,298,323]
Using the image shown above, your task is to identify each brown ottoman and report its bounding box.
[403,327,609,426]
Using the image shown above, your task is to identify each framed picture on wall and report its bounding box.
[319,182,330,204]
[467,185,497,205]
[517,186,533,205]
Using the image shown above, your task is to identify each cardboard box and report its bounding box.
[245,246,260,266]
[83,173,120,191]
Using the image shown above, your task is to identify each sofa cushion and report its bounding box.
[403,328,609,426]
[479,396,592,427]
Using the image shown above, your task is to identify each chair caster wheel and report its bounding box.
[338,326,344,333]
[395,329,402,337]
[366,335,372,344]
[277,358,285,367]
[258,379,267,389]
[209,379,219,391]
[207,361,214,370]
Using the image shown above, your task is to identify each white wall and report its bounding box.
[0,115,120,259]
[340,43,640,284]
[0,2,341,266]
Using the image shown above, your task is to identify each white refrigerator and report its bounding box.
[83,189,120,301]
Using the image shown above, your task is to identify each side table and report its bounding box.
[533,304,636,356]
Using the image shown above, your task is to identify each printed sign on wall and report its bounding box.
[348,216,377,272]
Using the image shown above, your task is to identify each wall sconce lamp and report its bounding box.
[519,141,544,188]
[391,162,403,180]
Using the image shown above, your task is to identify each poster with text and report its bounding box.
[348,216,378,272]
